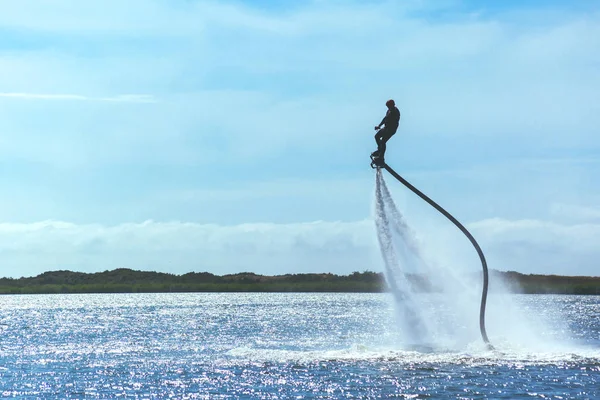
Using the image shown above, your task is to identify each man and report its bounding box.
[373,99,400,162]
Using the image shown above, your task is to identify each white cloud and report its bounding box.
[0,219,379,278]
[0,92,156,103]
[1,214,599,279]
[467,217,600,276]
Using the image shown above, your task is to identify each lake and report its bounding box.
[0,293,598,398]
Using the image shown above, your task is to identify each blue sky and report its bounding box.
[0,0,599,278]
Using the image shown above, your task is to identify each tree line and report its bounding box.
[0,268,598,295]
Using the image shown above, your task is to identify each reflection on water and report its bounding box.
[0,293,598,398]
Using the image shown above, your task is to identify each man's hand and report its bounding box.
[374,125,380,130]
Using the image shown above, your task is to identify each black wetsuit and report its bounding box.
[375,106,400,158]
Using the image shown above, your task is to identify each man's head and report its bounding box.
[385,99,395,109]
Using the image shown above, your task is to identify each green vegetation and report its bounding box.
[0,269,387,294]
[0,268,598,295]
[494,270,600,295]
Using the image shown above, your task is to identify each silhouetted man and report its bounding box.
[373,99,400,162]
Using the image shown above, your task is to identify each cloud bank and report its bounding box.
[0,219,376,278]
[1,213,599,279]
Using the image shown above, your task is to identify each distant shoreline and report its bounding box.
[1,268,599,295]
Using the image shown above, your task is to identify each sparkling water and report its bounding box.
[0,292,598,398]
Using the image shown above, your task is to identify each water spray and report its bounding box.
[374,171,428,344]
[373,161,493,350]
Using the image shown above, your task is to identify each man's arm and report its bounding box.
[375,113,388,130]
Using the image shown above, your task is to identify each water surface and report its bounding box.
[0,293,598,398]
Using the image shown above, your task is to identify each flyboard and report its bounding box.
[370,150,385,169]
[370,150,494,350]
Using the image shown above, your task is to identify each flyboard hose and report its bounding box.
[376,161,493,349]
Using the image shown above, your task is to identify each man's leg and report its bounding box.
[374,129,387,156]
[374,130,382,154]
[376,129,395,159]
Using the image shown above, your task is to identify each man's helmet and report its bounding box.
[386,99,395,107]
